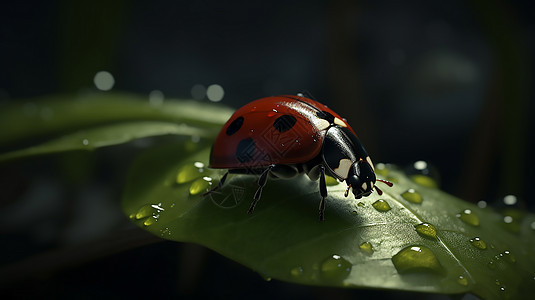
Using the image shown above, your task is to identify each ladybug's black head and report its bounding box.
[346,160,376,199]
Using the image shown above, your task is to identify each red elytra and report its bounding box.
[209,95,356,168]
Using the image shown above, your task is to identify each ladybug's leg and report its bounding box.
[248,164,275,214]
[202,171,229,196]
[318,165,327,221]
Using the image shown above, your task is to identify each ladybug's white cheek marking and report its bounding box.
[315,119,330,131]
[334,117,346,127]
[334,158,352,179]
[361,182,367,191]
[366,156,375,171]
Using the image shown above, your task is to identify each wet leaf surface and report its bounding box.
[122,143,535,300]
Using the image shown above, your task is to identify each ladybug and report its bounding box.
[206,94,392,221]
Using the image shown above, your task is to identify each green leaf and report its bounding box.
[123,142,535,300]
[0,93,233,161]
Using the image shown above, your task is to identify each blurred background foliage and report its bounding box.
[0,0,533,298]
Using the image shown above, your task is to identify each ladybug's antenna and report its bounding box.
[377,179,394,187]
[374,179,393,196]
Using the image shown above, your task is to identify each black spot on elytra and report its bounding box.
[273,115,297,132]
[236,137,255,163]
[316,110,335,124]
[226,116,244,136]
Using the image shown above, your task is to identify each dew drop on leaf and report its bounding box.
[469,237,487,250]
[143,216,156,226]
[189,177,212,195]
[406,160,440,188]
[176,162,205,184]
[456,209,480,226]
[391,245,443,274]
[409,174,438,188]
[160,227,171,237]
[357,202,365,207]
[135,204,153,219]
[401,189,423,204]
[320,254,352,281]
[372,199,392,212]
[501,250,516,263]
[457,275,468,286]
[414,222,437,239]
[359,242,374,255]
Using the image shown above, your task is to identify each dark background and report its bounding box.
[1,0,533,298]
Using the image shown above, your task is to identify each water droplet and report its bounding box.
[456,209,480,226]
[143,216,156,226]
[409,175,438,188]
[401,189,423,204]
[160,227,171,236]
[495,279,501,286]
[351,210,357,215]
[503,195,517,206]
[261,274,272,282]
[324,175,339,186]
[151,203,164,211]
[93,70,115,91]
[320,254,352,281]
[413,160,428,170]
[128,213,135,220]
[82,139,90,146]
[391,245,444,274]
[457,275,468,286]
[415,222,438,239]
[477,200,487,208]
[206,84,224,102]
[357,202,365,207]
[501,215,520,233]
[359,242,374,255]
[487,260,496,269]
[372,199,391,212]
[176,163,205,184]
[189,177,212,195]
[135,205,153,219]
[469,237,487,250]
[290,266,304,277]
[501,250,516,263]
[406,160,440,188]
